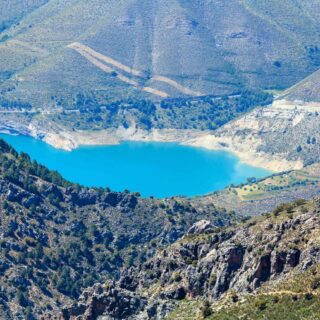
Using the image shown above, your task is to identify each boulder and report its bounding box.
[187,220,215,235]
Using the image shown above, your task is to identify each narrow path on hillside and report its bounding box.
[256,290,320,297]
[7,39,49,55]
[69,42,143,77]
[152,75,201,96]
[68,42,201,97]
[68,42,169,98]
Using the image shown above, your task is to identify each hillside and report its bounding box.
[187,75,320,172]
[0,0,320,110]
[196,163,320,216]
[168,264,320,320]
[280,68,320,102]
[0,139,235,319]
[0,90,273,151]
[62,197,320,319]
[0,1,49,33]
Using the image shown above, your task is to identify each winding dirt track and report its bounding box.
[68,42,169,98]
[68,42,202,98]
[69,42,143,77]
[152,75,201,96]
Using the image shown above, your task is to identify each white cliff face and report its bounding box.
[187,100,320,172]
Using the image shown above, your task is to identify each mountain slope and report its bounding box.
[0,0,49,32]
[62,197,320,319]
[280,68,320,102]
[0,0,320,109]
[187,66,320,172]
[0,138,234,319]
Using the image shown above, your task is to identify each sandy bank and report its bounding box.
[185,134,303,172]
[39,127,210,152]
[30,126,298,172]
[0,122,299,172]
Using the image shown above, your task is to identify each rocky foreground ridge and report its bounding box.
[0,139,235,319]
[1,136,320,319]
[62,198,320,319]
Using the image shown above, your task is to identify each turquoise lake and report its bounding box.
[0,134,271,198]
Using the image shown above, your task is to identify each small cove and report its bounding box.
[0,134,271,198]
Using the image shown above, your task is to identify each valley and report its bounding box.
[1,1,320,319]
[1,0,319,174]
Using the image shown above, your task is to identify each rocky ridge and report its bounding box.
[62,198,320,319]
[0,138,235,319]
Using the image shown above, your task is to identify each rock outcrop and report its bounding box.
[62,198,320,319]
[0,138,235,319]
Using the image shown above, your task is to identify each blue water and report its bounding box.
[0,134,271,198]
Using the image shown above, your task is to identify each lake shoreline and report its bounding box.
[42,129,302,172]
[0,133,272,198]
[0,125,301,173]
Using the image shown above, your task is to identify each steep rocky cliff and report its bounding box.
[62,198,320,319]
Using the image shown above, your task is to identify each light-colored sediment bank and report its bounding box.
[186,99,320,172]
[42,127,210,151]
[0,123,294,172]
[186,134,302,172]
[2,98,318,172]
[0,122,208,152]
